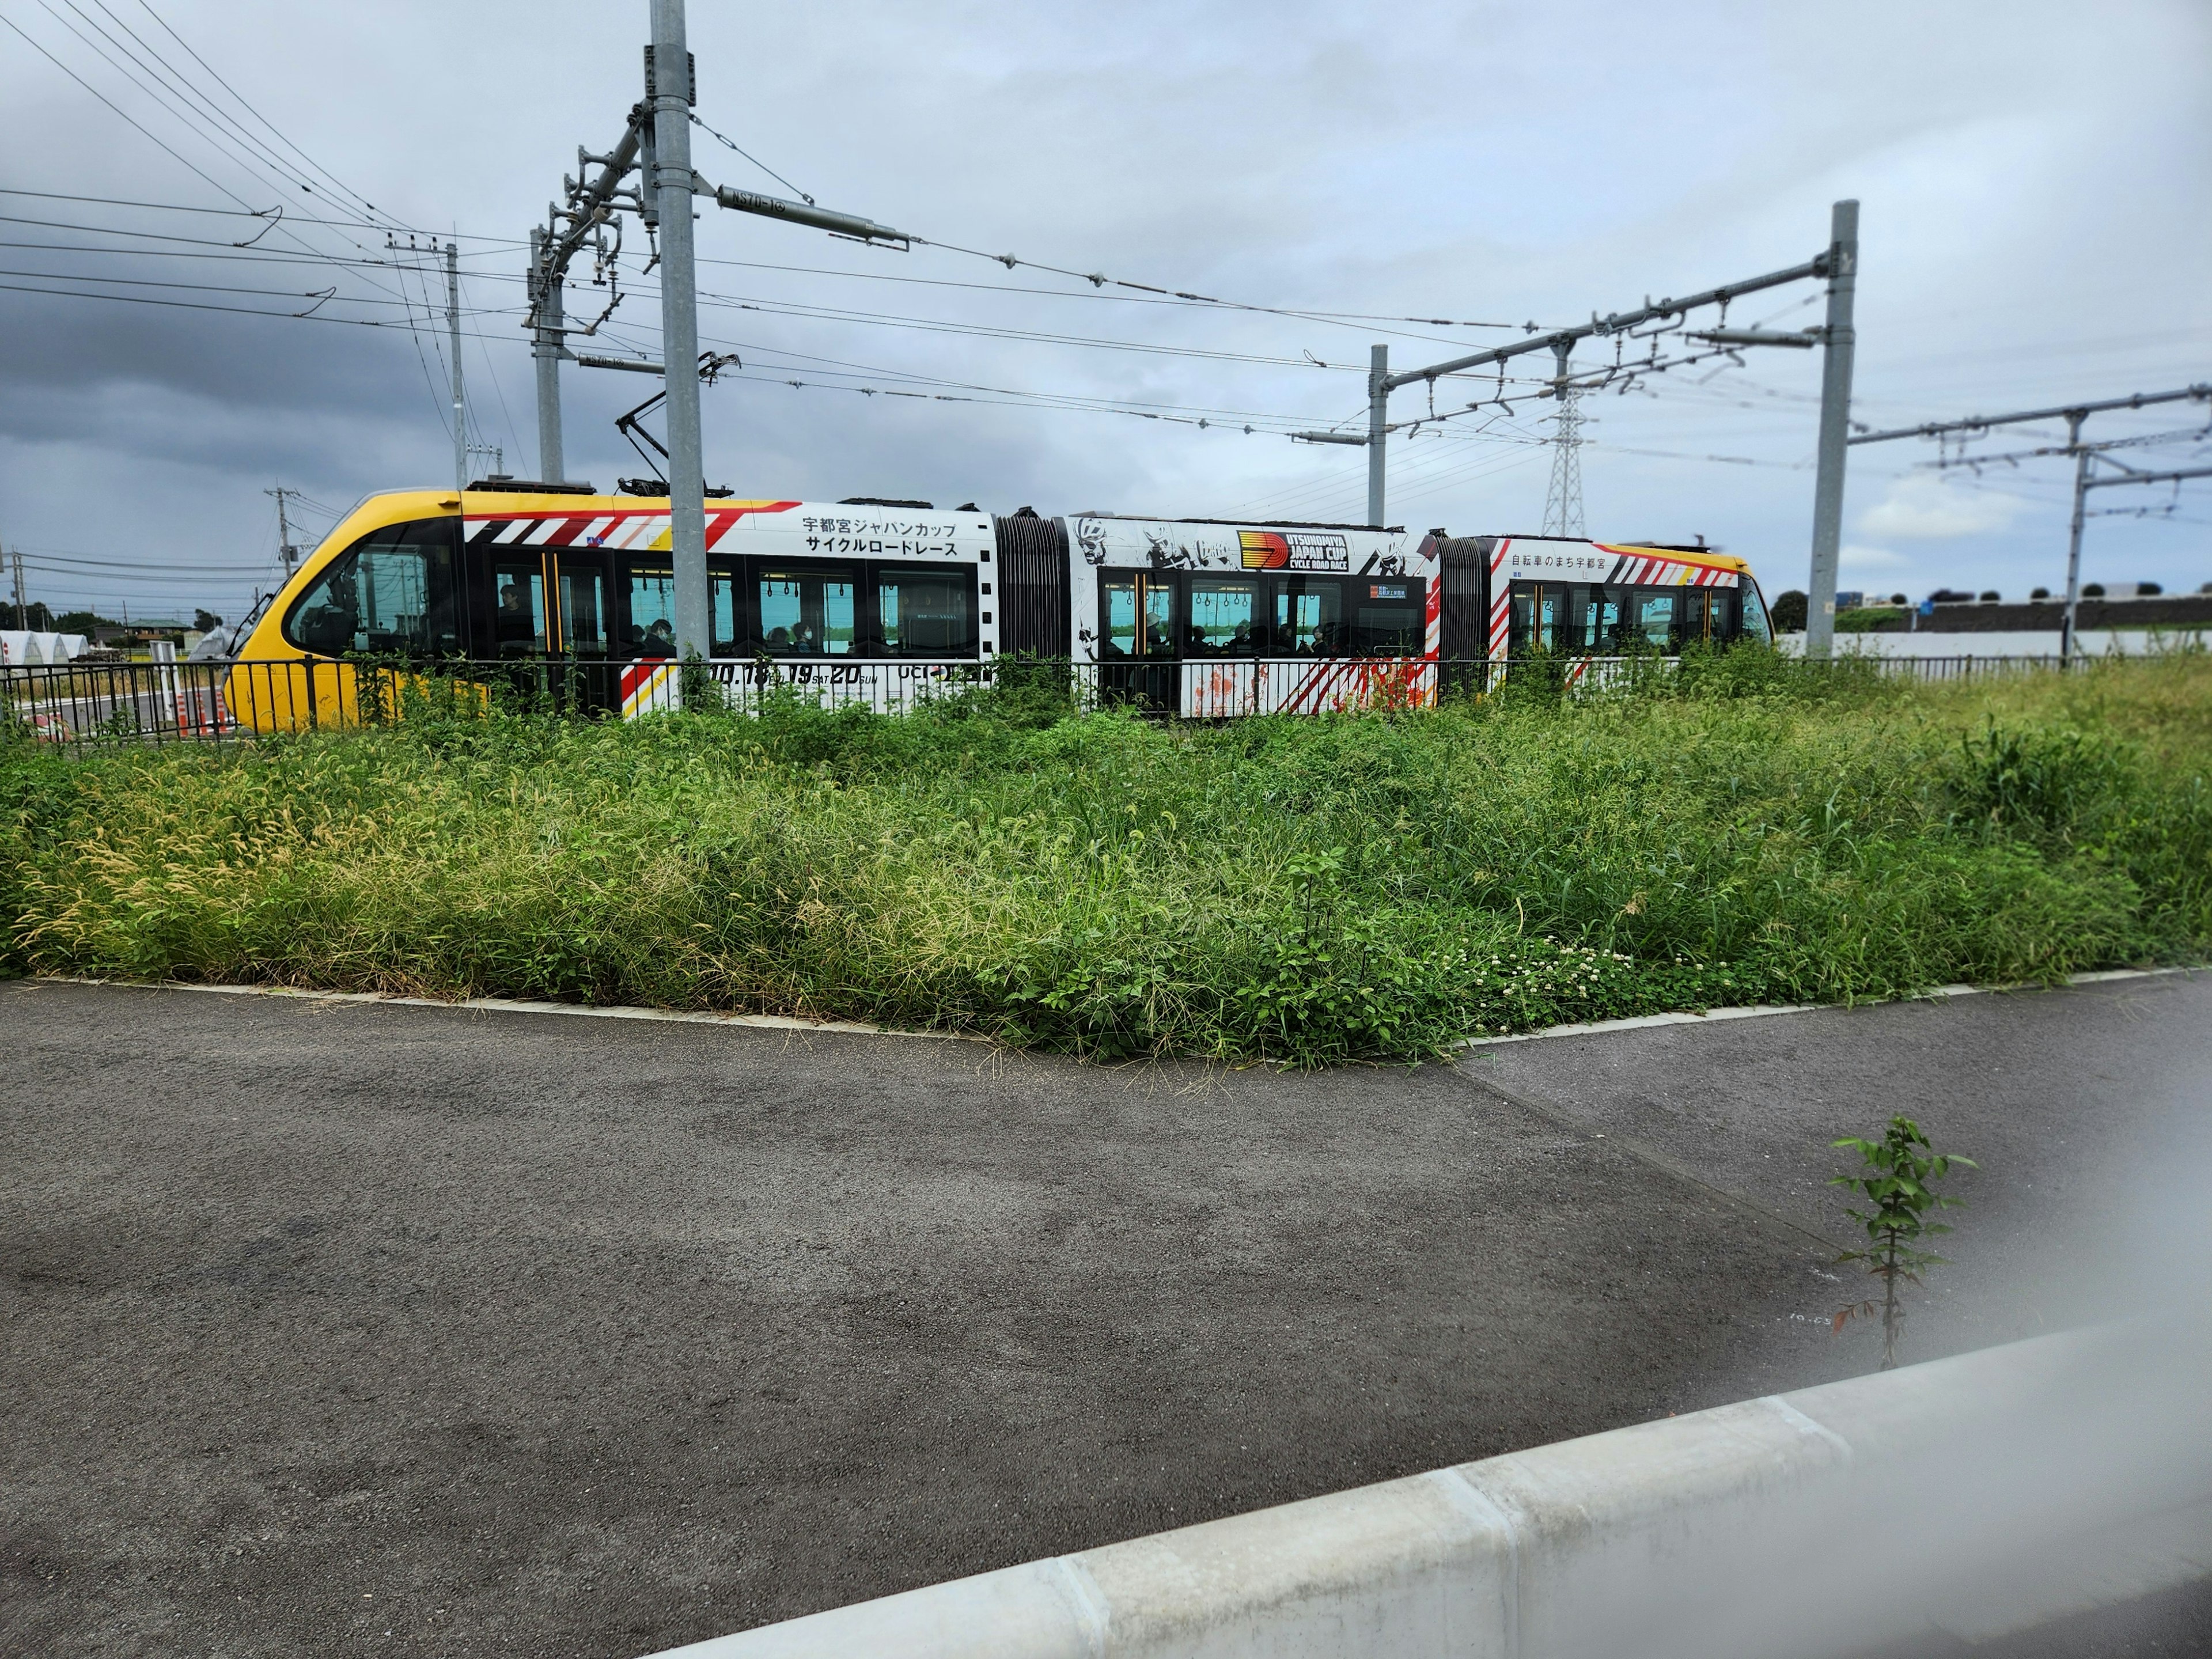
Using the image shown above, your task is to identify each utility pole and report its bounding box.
[446,241,468,499]
[1804,198,1860,660]
[647,0,709,662]
[9,544,24,629]
[529,226,566,483]
[1850,381,2212,665]
[1366,344,1388,526]
[265,486,302,574]
[1543,339,1586,537]
[2061,412,2090,662]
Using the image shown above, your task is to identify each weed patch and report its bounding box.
[6,657,2209,1063]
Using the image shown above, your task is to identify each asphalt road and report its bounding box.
[3,974,2207,1658]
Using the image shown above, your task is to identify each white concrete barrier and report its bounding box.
[646,1321,2212,1659]
[1778,627,2209,658]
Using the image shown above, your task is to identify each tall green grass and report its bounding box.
[5,653,2209,1064]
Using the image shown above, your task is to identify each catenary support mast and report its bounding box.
[649,0,710,664]
[1850,381,2212,665]
[1366,344,1388,527]
[1353,203,1850,620]
[1804,199,1859,659]
[530,228,565,483]
[2061,412,2091,662]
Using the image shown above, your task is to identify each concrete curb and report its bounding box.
[645,1323,2212,1659]
[30,965,2195,1061]
[1456,963,2194,1050]
[29,975,990,1043]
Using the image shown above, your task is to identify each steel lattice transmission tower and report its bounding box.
[1542,340,1585,537]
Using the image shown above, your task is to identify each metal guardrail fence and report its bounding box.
[0,651,2096,756]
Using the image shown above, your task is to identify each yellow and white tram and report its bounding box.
[224,481,1771,730]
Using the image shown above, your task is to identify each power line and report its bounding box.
[0,189,1528,343]
[0,269,1354,437]
[126,0,399,225]
[48,0,327,203]
[0,10,257,210]
[0,187,526,248]
[681,105,1551,334]
[0,262,508,315]
[2,9,426,338]
[4,9,480,440]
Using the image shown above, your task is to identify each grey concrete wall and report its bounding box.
[1778,627,2208,657]
[650,1323,2212,1659]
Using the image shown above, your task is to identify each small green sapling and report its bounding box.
[1831,1115,1975,1369]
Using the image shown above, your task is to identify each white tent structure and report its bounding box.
[0,631,90,666]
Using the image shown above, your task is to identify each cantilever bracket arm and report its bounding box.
[691,171,908,246]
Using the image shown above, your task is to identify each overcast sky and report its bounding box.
[2,0,2207,623]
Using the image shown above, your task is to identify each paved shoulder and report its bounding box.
[1457,972,2212,1347]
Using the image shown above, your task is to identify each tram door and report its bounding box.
[484,548,616,710]
[1679,588,1716,646]
[487,554,548,657]
[1099,571,1177,710]
[1509,583,1562,653]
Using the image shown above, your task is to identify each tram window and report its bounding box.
[711,567,741,656]
[1680,589,1715,645]
[1352,577,1425,655]
[757,565,857,656]
[1271,577,1342,654]
[627,565,677,658]
[1629,590,1676,648]
[557,562,606,656]
[1187,576,1259,655]
[876,563,975,656]
[1103,577,1139,658]
[282,520,460,657]
[1571,585,1624,650]
[1531,585,1558,652]
[1558,585,1589,649]
[491,560,547,656]
[1741,585,1772,643]
[1101,575,1174,658]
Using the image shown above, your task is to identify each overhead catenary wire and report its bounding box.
[681,104,1548,336]
[1,58,1950,518]
[0,268,1475,449]
[6,201,1585,389]
[16,5,401,275]
[0,190,1541,344]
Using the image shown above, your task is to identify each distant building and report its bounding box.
[92,619,190,647]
